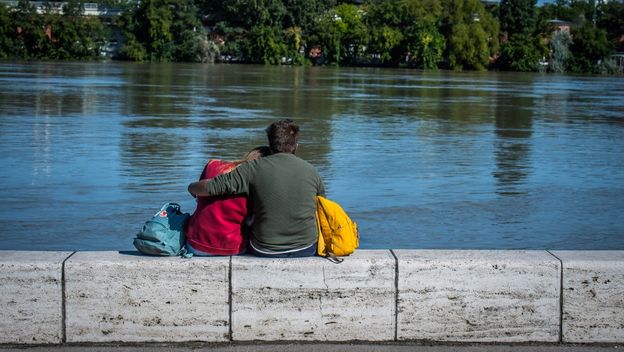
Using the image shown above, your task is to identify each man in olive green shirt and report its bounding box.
[188,119,325,257]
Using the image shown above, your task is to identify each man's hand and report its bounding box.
[188,180,210,198]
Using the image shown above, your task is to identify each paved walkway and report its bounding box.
[0,343,621,352]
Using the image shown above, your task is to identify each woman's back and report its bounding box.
[185,160,249,255]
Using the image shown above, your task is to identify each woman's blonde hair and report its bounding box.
[234,146,271,165]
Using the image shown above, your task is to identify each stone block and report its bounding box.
[65,252,229,342]
[552,250,624,343]
[231,250,396,341]
[395,250,560,342]
[0,250,73,344]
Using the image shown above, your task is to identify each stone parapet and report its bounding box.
[231,250,396,341]
[0,250,622,344]
[395,250,560,342]
[550,251,624,343]
[0,251,73,344]
[64,252,230,343]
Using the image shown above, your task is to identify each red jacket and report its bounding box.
[185,160,249,255]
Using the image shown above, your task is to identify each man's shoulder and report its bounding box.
[284,154,319,170]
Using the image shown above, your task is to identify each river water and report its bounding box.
[0,61,623,251]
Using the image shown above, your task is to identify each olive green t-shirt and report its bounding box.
[204,153,325,252]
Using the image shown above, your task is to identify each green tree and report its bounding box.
[402,0,443,25]
[118,0,204,62]
[2,0,105,60]
[549,29,572,73]
[441,0,500,70]
[117,2,149,61]
[364,0,443,67]
[170,1,212,62]
[0,4,11,58]
[62,0,84,17]
[367,25,403,65]
[406,23,445,69]
[175,29,219,63]
[144,0,174,60]
[54,0,106,60]
[362,0,403,66]
[312,4,369,65]
[498,33,543,71]
[245,25,287,64]
[198,0,288,63]
[119,36,148,61]
[596,1,624,51]
[12,0,46,58]
[497,0,544,71]
[365,0,402,28]
[539,0,591,24]
[212,20,246,61]
[284,26,305,65]
[118,0,174,61]
[232,0,287,28]
[281,0,338,64]
[568,22,612,74]
[499,0,536,36]
[170,1,199,39]
[282,0,337,34]
[402,0,445,69]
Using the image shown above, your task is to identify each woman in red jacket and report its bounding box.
[185,146,271,256]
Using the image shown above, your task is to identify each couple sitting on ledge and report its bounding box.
[186,119,325,258]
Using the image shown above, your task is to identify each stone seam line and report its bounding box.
[390,249,399,342]
[546,250,565,344]
[61,251,77,344]
[228,255,233,342]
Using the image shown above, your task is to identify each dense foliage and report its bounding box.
[0,0,622,74]
[497,0,544,71]
[115,0,218,62]
[1,0,106,60]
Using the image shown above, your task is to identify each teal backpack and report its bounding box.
[133,203,191,257]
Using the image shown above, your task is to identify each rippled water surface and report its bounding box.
[0,62,623,251]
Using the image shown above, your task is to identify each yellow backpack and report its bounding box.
[316,196,359,263]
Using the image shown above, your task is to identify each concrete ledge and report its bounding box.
[64,252,230,343]
[0,251,73,344]
[395,250,561,342]
[551,251,624,343]
[231,250,396,341]
[0,250,622,344]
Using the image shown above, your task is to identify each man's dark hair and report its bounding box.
[266,119,299,154]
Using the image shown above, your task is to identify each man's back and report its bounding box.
[205,152,325,253]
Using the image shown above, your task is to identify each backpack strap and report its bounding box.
[325,252,344,264]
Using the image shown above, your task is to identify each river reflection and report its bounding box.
[0,62,623,251]
[493,93,533,196]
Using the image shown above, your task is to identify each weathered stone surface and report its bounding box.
[552,250,624,343]
[0,250,73,344]
[395,250,560,342]
[231,250,396,341]
[65,252,229,342]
